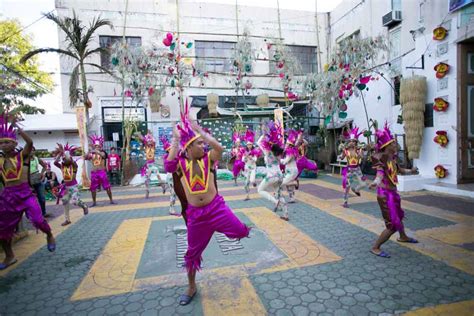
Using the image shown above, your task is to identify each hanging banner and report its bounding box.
[75,106,91,189]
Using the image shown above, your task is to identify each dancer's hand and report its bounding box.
[368,182,377,190]
[172,125,180,141]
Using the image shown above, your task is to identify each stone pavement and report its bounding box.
[1,174,474,315]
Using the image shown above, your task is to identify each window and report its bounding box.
[391,0,402,11]
[419,1,425,23]
[194,41,236,73]
[393,76,401,105]
[269,45,317,75]
[424,103,434,127]
[389,28,402,74]
[99,36,142,69]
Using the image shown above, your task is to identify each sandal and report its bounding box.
[0,258,18,270]
[47,243,56,253]
[397,237,419,244]
[370,250,390,258]
[179,291,197,306]
[61,220,71,226]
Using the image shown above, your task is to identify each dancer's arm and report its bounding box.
[16,125,33,159]
[167,126,180,161]
[191,122,223,162]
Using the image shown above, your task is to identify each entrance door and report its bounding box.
[459,42,474,182]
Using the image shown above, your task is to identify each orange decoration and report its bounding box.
[434,62,449,79]
[433,26,448,41]
[434,164,447,178]
[433,97,449,112]
[433,130,449,147]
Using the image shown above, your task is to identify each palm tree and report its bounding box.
[20,11,113,117]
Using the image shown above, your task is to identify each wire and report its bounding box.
[0,10,55,43]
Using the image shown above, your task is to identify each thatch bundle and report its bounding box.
[256,94,269,107]
[400,76,427,159]
[149,92,162,113]
[207,93,219,117]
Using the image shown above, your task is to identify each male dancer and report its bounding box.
[160,134,178,216]
[229,132,245,186]
[369,123,419,258]
[341,126,367,208]
[0,113,56,270]
[141,131,166,199]
[164,103,250,305]
[296,135,318,185]
[85,135,115,206]
[280,129,302,207]
[242,130,261,200]
[257,121,288,220]
[53,143,89,226]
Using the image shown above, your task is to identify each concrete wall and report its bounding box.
[21,131,80,152]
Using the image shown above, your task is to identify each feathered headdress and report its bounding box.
[261,121,284,150]
[160,134,171,152]
[52,143,78,159]
[177,99,201,149]
[345,126,364,142]
[375,122,395,151]
[90,134,104,148]
[286,129,299,145]
[0,109,18,141]
[143,132,155,146]
[232,131,242,143]
[244,129,255,144]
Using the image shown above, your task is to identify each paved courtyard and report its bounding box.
[1,174,474,315]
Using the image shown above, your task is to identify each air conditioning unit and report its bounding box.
[382,11,402,27]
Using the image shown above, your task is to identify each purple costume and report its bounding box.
[0,152,51,240]
[90,169,111,192]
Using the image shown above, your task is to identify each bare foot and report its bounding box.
[110,200,116,205]
[280,216,289,221]
[90,203,97,208]
[145,191,149,199]
[0,257,17,270]
[61,220,71,226]
[83,205,89,215]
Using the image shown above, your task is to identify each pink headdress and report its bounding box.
[346,126,364,142]
[286,129,299,145]
[52,142,78,159]
[0,109,18,141]
[177,99,201,149]
[232,131,242,143]
[244,130,255,144]
[262,121,284,150]
[160,134,171,152]
[375,122,395,151]
[143,132,155,146]
[90,134,104,148]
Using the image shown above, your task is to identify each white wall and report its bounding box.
[22,131,80,152]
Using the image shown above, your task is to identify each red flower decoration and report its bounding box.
[433,130,449,147]
[433,98,449,112]
[434,164,448,178]
[434,62,449,79]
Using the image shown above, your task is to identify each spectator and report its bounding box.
[107,147,121,185]
[29,147,49,217]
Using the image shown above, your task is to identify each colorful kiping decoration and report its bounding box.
[434,164,448,178]
[433,130,449,147]
[434,62,449,79]
[433,26,448,41]
[433,97,449,112]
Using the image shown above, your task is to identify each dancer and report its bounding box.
[340,126,367,208]
[141,131,166,199]
[242,130,261,200]
[257,121,288,220]
[29,147,48,217]
[369,123,419,258]
[280,129,302,205]
[229,132,245,186]
[86,135,115,206]
[0,113,56,270]
[160,134,178,216]
[52,143,89,226]
[296,135,318,185]
[164,102,250,305]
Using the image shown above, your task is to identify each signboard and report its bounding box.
[103,107,146,123]
[449,0,473,12]
[112,132,119,142]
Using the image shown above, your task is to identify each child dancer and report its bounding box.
[0,113,56,270]
[257,121,288,220]
[53,143,89,226]
[229,132,245,186]
[141,131,166,199]
[280,129,302,206]
[164,102,250,305]
[160,134,178,216]
[369,123,419,258]
[242,130,261,200]
[341,126,366,208]
[85,135,115,206]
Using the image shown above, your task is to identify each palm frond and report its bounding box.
[80,16,113,55]
[84,47,107,59]
[20,48,79,63]
[69,64,80,107]
[84,62,118,80]
[45,12,77,50]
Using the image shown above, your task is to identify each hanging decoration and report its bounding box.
[434,62,449,79]
[433,130,449,147]
[271,40,300,106]
[433,26,448,41]
[231,30,256,102]
[434,164,448,178]
[433,97,449,112]
[400,75,427,159]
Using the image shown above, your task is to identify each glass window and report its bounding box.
[99,36,142,69]
[269,45,317,75]
[393,76,401,105]
[194,41,236,73]
[468,53,474,74]
[469,86,474,137]
[392,0,402,11]
[424,103,434,127]
[389,28,402,74]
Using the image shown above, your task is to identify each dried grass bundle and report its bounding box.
[400,76,427,159]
